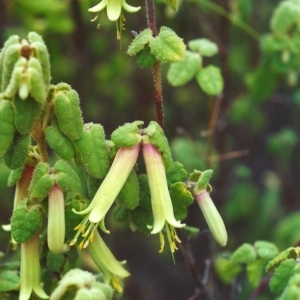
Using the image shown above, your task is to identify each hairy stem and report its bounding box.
[32,118,48,162]
[145,0,164,128]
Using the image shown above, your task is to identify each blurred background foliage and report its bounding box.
[1,0,300,299]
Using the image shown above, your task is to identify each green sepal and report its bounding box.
[254,240,279,261]
[266,247,300,272]
[53,160,80,192]
[150,26,186,63]
[196,169,213,192]
[196,65,224,96]
[45,123,75,161]
[136,46,157,68]
[0,270,20,292]
[127,29,154,56]
[13,95,42,134]
[1,41,21,92]
[75,123,110,179]
[170,182,193,220]
[29,162,54,202]
[111,121,143,147]
[3,132,30,170]
[144,121,173,169]
[0,100,15,156]
[117,170,139,210]
[269,259,300,294]
[54,89,83,141]
[246,259,266,287]
[65,196,89,239]
[28,32,51,86]
[113,205,129,222]
[214,255,242,284]
[167,50,201,87]
[231,243,257,264]
[188,38,218,57]
[11,203,43,243]
[46,252,65,272]
[7,166,24,187]
[27,57,48,103]
[166,161,187,186]
[188,170,202,182]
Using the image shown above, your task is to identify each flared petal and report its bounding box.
[88,0,108,12]
[107,0,122,21]
[121,0,141,13]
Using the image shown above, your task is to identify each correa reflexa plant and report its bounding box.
[1,0,300,299]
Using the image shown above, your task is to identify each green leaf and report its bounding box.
[167,50,201,87]
[111,121,143,147]
[170,182,193,220]
[269,259,300,294]
[3,132,30,170]
[166,161,188,186]
[215,255,242,284]
[7,166,24,187]
[136,46,157,68]
[45,121,75,160]
[280,274,300,300]
[247,259,266,287]
[118,170,139,210]
[113,205,129,222]
[254,241,279,261]
[11,204,42,243]
[46,252,65,272]
[270,1,300,33]
[164,0,177,11]
[54,89,83,141]
[196,65,224,95]
[231,243,257,264]
[13,95,42,134]
[54,160,81,192]
[0,271,19,292]
[0,100,15,156]
[127,29,154,56]
[150,26,186,63]
[75,123,110,179]
[188,38,218,57]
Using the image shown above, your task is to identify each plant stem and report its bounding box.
[145,0,164,128]
[32,118,48,162]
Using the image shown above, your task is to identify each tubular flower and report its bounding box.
[142,137,185,253]
[70,144,140,249]
[195,189,227,247]
[47,184,65,254]
[87,231,130,292]
[20,233,49,300]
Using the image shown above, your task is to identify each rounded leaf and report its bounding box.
[11,205,42,243]
[196,65,224,95]
[231,243,257,264]
[188,38,218,57]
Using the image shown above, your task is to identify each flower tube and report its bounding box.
[142,137,185,253]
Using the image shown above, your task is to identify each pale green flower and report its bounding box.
[20,233,49,300]
[70,144,140,249]
[142,137,185,253]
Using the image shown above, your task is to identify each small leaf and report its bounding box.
[231,243,257,264]
[254,240,279,261]
[54,160,80,192]
[136,46,157,68]
[188,38,218,57]
[113,205,129,222]
[118,170,139,210]
[111,121,143,147]
[127,29,154,56]
[150,26,186,63]
[75,123,110,179]
[215,255,242,284]
[164,0,178,10]
[167,50,201,87]
[11,204,42,243]
[46,252,65,272]
[269,259,300,294]
[196,65,224,95]
[0,270,19,292]
[170,182,193,220]
[7,166,24,187]
[166,161,188,186]
[247,259,266,287]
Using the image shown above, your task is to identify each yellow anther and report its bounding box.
[159,232,165,253]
